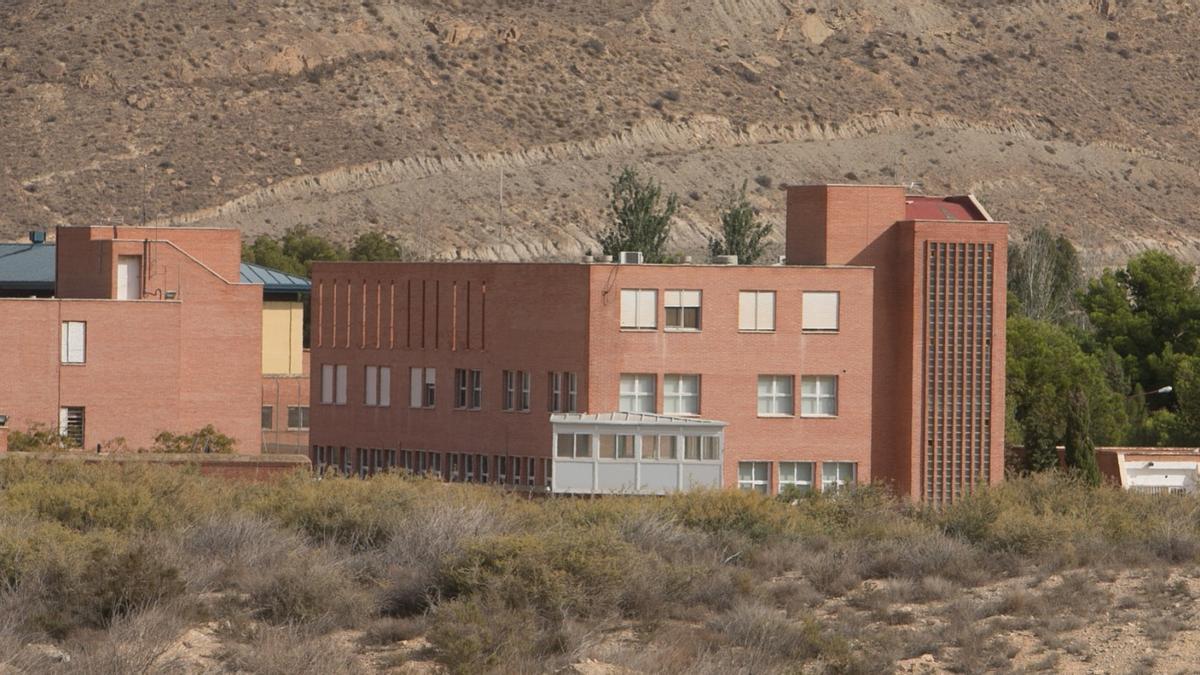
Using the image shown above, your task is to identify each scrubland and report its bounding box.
[0,461,1199,673]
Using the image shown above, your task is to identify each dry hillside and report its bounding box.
[1,0,1198,266]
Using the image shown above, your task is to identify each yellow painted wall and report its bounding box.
[262,301,304,375]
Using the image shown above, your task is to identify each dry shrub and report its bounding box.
[358,616,426,646]
[220,623,361,675]
[252,472,416,550]
[51,603,190,675]
[247,551,374,627]
[378,489,512,615]
[170,513,300,591]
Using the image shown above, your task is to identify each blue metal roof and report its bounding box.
[0,244,310,294]
[0,243,55,290]
[239,262,311,293]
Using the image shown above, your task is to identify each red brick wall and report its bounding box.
[309,263,591,483]
[0,226,262,453]
[586,264,875,488]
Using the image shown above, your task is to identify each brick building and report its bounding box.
[309,184,1006,501]
[0,226,310,454]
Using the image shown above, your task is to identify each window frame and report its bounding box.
[737,461,770,494]
[800,375,839,418]
[664,289,702,332]
[287,405,310,430]
[620,288,658,330]
[260,405,273,430]
[618,373,657,413]
[663,374,701,416]
[738,291,776,332]
[778,461,815,494]
[802,291,840,333]
[60,321,86,365]
[757,374,795,417]
[821,461,857,492]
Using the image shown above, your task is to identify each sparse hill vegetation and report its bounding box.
[1,461,1200,672]
[1,1,1198,265]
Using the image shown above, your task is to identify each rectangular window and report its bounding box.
[800,375,838,417]
[738,461,770,494]
[321,364,334,404]
[598,434,635,459]
[566,372,578,412]
[335,365,348,405]
[779,461,815,494]
[549,372,561,412]
[757,375,794,416]
[357,367,388,406]
[365,366,378,406]
[59,407,84,446]
[702,436,721,461]
[684,436,701,461]
[664,290,701,330]
[498,456,508,482]
[519,371,531,411]
[287,406,310,429]
[527,457,536,486]
[822,462,856,491]
[802,292,840,332]
[470,370,483,409]
[659,435,678,460]
[556,433,592,459]
[411,367,435,408]
[261,406,273,430]
[619,374,656,413]
[455,369,469,409]
[60,321,86,364]
[738,291,776,331]
[503,370,516,410]
[423,368,436,407]
[620,289,657,329]
[663,374,700,415]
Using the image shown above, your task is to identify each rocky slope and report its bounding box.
[2,0,1198,267]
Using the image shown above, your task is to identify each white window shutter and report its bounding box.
[321,365,334,404]
[69,323,85,363]
[410,367,422,408]
[803,292,839,331]
[681,290,701,307]
[335,365,348,404]
[756,292,775,330]
[365,366,378,406]
[620,290,637,327]
[59,407,69,436]
[664,290,681,307]
[425,367,436,385]
[636,290,656,328]
[60,323,70,363]
[738,292,754,329]
[379,367,391,407]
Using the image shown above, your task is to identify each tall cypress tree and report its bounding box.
[598,167,677,263]
[1064,387,1101,486]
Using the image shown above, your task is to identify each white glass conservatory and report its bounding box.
[550,412,726,495]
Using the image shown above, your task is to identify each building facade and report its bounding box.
[309,185,1007,501]
[0,226,310,454]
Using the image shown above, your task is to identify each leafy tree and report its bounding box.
[598,167,678,263]
[280,225,348,275]
[1081,250,1200,395]
[709,181,773,264]
[1063,388,1101,486]
[1007,316,1128,471]
[349,231,411,261]
[1008,227,1084,325]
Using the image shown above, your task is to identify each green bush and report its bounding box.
[151,424,236,453]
